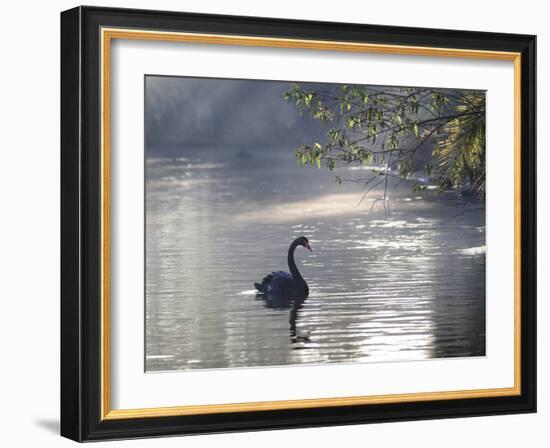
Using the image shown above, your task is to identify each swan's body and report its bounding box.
[254,236,312,303]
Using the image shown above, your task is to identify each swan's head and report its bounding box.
[296,236,313,252]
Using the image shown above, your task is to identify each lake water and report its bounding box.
[145,151,486,372]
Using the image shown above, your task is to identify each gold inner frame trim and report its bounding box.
[100,27,522,421]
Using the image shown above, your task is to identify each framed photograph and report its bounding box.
[60,6,536,441]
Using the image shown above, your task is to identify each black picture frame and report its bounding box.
[61,5,536,442]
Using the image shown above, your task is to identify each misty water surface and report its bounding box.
[145,151,485,371]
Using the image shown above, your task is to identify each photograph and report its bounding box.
[144,75,487,372]
[57,4,537,442]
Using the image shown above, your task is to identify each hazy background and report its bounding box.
[145,76,326,156]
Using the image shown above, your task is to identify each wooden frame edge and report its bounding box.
[99,27,523,421]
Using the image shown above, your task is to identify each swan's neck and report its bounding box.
[288,242,308,294]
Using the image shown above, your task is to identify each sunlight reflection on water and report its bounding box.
[145,155,485,371]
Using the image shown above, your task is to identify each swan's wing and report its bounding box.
[271,270,292,281]
[255,271,293,293]
[269,271,295,293]
[254,272,276,292]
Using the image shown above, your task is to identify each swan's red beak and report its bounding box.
[305,242,312,251]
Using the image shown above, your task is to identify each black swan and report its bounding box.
[254,236,312,302]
